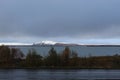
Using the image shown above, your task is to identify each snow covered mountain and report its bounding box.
[0,41,80,46]
[33,41,57,45]
[33,40,79,46]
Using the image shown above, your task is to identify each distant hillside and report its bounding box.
[33,41,80,46]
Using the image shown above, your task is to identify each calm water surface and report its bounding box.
[10,46,120,57]
[0,69,120,80]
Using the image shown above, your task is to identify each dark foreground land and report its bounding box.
[0,45,120,69]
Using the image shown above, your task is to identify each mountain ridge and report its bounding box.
[33,40,80,46]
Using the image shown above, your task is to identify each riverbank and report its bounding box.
[1,66,120,70]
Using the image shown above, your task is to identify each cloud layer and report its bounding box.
[0,0,120,44]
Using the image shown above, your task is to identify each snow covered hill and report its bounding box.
[0,40,80,46]
[33,40,79,46]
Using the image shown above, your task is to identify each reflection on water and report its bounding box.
[0,69,120,80]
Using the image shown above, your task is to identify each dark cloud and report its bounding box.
[0,0,120,43]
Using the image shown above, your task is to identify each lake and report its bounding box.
[10,45,120,57]
[0,69,120,80]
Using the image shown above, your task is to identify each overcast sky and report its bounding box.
[0,0,120,44]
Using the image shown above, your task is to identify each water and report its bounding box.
[10,46,120,57]
[0,69,120,80]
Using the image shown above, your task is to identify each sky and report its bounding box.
[0,0,120,44]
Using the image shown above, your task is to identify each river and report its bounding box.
[0,69,120,80]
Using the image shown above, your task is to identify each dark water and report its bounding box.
[10,46,120,56]
[0,69,120,80]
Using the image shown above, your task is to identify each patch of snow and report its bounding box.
[34,40,57,45]
[41,40,57,45]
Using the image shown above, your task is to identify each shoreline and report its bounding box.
[0,67,120,70]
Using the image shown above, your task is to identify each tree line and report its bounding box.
[0,45,120,69]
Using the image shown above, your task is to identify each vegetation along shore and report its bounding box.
[0,45,120,69]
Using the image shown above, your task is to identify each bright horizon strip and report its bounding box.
[0,39,120,45]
